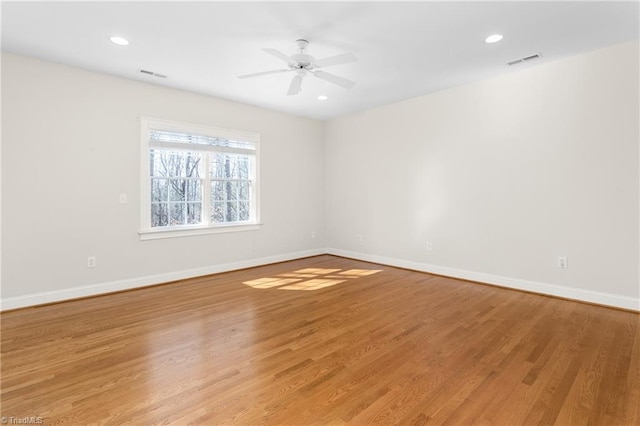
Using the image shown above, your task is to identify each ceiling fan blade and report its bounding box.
[238,69,290,79]
[287,75,303,96]
[262,48,293,64]
[315,52,358,68]
[313,70,356,89]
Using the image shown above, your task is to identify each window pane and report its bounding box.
[151,203,168,227]
[211,181,238,202]
[239,201,250,221]
[184,154,202,178]
[225,202,238,222]
[211,181,225,202]
[211,201,239,223]
[187,203,202,224]
[151,178,168,202]
[212,201,225,223]
[170,203,185,225]
[238,158,250,180]
[150,149,201,178]
[209,154,225,179]
[186,180,202,202]
[238,182,250,201]
[210,154,247,179]
[229,158,239,179]
[225,181,238,201]
[169,179,186,202]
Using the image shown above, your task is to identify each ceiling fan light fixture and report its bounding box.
[485,34,503,44]
[110,36,130,46]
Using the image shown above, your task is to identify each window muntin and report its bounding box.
[140,117,259,238]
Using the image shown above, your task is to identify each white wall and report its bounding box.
[325,41,639,310]
[1,53,325,308]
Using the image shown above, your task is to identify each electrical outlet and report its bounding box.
[87,256,97,268]
[119,193,128,204]
[426,242,433,251]
[357,234,364,242]
[557,256,568,269]
[311,231,317,239]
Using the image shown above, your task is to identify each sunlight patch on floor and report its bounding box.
[242,268,383,291]
[278,273,318,278]
[243,277,302,289]
[279,279,346,291]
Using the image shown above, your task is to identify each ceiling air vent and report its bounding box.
[138,69,167,78]
[507,53,542,66]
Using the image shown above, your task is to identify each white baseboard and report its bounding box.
[3,248,638,312]
[0,249,325,311]
[327,248,640,312]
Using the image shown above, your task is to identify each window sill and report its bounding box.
[139,223,262,240]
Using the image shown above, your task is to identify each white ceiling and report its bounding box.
[2,1,638,120]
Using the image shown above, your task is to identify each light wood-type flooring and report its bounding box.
[1,255,639,425]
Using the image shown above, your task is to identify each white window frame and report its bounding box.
[139,116,261,240]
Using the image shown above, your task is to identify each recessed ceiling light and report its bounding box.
[317,95,328,101]
[485,34,503,44]
[110,36,130,46]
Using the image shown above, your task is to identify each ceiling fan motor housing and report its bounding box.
[290,53,315,69]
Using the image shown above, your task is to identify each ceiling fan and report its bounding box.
[238,39,357,96]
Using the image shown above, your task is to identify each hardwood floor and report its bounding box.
[1,255,639,425]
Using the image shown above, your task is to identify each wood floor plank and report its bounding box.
[1,255,638,425]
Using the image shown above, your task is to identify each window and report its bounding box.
[140,117,260,240]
